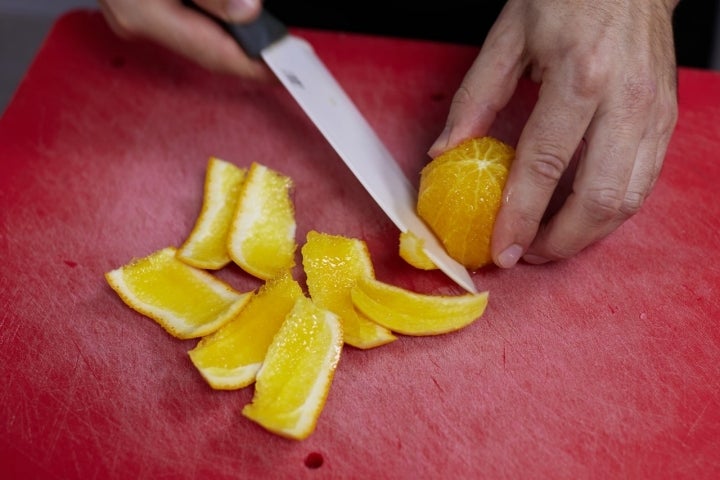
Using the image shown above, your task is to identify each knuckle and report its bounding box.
[450,84,502,117]
[619,191,646,217]
[567,56,609,100]
[526,146,569,187]
[505,204,544,248]
[622,76,657,113]
[581,187,625,223]
[514,209,542,236]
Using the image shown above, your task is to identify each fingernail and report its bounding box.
[497,244,523,269]
[227,0,257,21]
[428,125,451,157]
[523,254,549,265]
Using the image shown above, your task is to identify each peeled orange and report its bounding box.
[418,136,514,270]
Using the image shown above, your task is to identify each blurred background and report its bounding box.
[2,0,719,116]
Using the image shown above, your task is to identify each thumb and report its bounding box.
[428,17,524,157]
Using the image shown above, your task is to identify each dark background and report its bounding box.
[0,1,718,116]
[266,0,719,70]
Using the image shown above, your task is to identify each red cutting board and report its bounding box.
[2,10,719,479]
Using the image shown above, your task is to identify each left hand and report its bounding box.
[429,0,680,268]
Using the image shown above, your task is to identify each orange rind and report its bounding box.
[189,271,303,390]
[302,231,396,349]
[105,247,251,339]
[242,296,343,440]
[398,230,438,270]
[227,162,296,279]
[177,157,246,270]
[350,276,488,336]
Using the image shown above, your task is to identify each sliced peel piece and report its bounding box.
[242,296,343,440]
[350,276,488,336]
[177,157,246,270]
[302,230,396,349]
[189,271,303,390]
[227,162,297,280]
[398,230,438,270]
[105,247,251,339]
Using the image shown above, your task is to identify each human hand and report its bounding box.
[428,0,679,268]
[99,0,271,79]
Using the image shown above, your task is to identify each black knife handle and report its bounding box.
[223,9,287,58]
[182,1,287,58]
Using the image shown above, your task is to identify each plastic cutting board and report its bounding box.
[1,10,719,479]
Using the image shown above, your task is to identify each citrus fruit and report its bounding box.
[188,271,303,390]
[242,296,343,440]
[302,230,396,349]
[105,247,252,339]
[227,162,296,280]
[417,136,515,270]
[350,276,488,336]
[177,157,246,270]
[398,230,437,270]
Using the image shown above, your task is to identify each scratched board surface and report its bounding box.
[1,10,719,479]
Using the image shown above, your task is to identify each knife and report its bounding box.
[204,7,477,293]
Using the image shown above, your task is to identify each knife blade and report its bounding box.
[221,9,477,293]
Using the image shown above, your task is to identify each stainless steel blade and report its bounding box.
[261,35,476,293]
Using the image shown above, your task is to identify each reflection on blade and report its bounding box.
[261,36,476,293]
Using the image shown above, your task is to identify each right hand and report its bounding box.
[99,0,271,79]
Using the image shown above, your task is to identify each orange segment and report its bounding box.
[177,157,246,270]
[398,230,438,270]
[418,136,515,270]
[242,296,343,440]
[188,271,303,390]
[227,162,296,280]
[350,276,488,336]
[105,247,252,339]
[302,231,396,349]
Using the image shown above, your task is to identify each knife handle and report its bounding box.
[182,1,287,58]
[222,9,287,58]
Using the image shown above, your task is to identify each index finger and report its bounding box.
[427,9,526,158]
